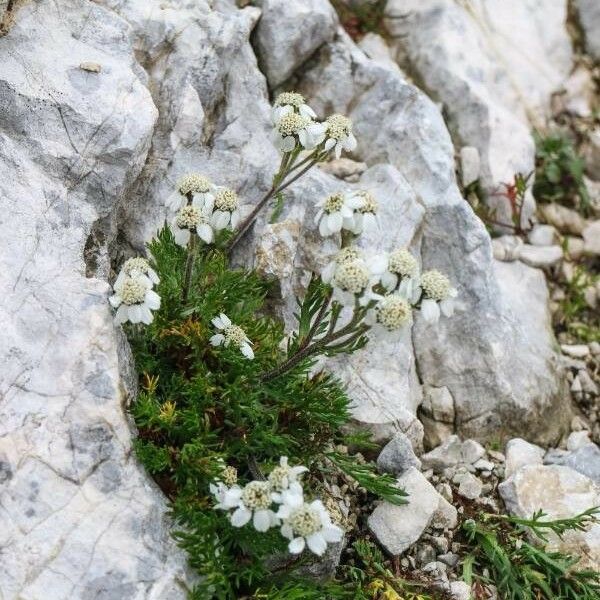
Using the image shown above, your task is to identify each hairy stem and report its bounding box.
[181,234,197,303]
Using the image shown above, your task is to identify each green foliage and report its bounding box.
[461,509,600,599]
[556,266,600,343]
[534,132,591,215]
[342,540,444,600]
[127,226,405,597]
[331,1,391,40]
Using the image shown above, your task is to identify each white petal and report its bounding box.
[277,505,292,520]
[328,212,343,232]
[114,305,128,325]
[128,305,142,323]
[210,334,225,346]
[148,269,160,285]
[197,224,214,243]
[240,342,254,359]
[173,227,190,247]
[324,138,336,152]
[140,305,153,324]
[300,104,317,119]
[288,537,306,554]
[345,133,357,151]
[382,272,398,291]
[109,294,122,308]
[230,507,252,527]
[334,142,342,159]
[253,510,272,532]
[219,313,231,327]
[319,217,330,237]
[322,524,343,543]
[298,129,308,148]
[281,523,294,539]
[306,532,327,556]
[230,209,241,229]
[440,298,455,317]
[145,290,161,310]
[321,262,336,283]
[166,191,184,211]
[421,299,440,323]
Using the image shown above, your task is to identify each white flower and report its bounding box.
[279,500,343,556]
[321,247,362,285]
[109,276,161,325]
[314,192,363,237]
[115,257,159,289]
[227,481,279,532]
[171,205,214,247]
[166,173,215,212]
[209,187,242,231]
[323,114,357,159]
[345,191,379,234]
[418,269,458,323]
[272,91,317,122]
[269,457,307,507]
[368,248,419,292]
[366,294,413,341]
[210,313,254,359]
[330,257,379,307]
[272,110,325,152]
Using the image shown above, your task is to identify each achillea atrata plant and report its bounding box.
[109,92,458,598]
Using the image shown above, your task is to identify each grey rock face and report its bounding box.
[368,468,457,556]
[0,0,194,597]
[577,0,600,60]
[545,444,600,484]
[499,464,600,571]
[254,0,338,87]
[377,432,422,476]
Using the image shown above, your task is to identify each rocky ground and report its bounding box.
[0,0,599,598]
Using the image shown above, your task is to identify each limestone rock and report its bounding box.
[460,146,480,188]
[368,468,457,556]
[518,244,563,269]
[505,438,545,478]
[492,235,524,262]
[538,203,587,236]
[583,220,600,256]
[456,472,483,500]
[0,0,194,596]
[377,432,422,476]
[499,464,600,571]
[545,444,600,484]
[528,224,559,247]
[385,0,573,222]
[576,0,600,61]
[254,0,338,87]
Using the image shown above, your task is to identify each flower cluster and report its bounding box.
[315,189,379,238]
[321,245,457,330]
[211,457,343,556]
[110,257,161,325]
[165,173,243,247]
[271,92,356,158]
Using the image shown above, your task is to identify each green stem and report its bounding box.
[226,154,321,254]
[181,234,196,303]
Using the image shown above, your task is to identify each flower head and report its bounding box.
[366,294,413,341]
[368,248,419,293]
[272,111,325,153]
[329,257,379,306]
[321,247,362,284]
[272,91,317,122]
[166,173,215,212]
[323,114,357,159]
[417,269,458,323]
[279,500,343,556]
[210,313,254,359]
[115,257,159,289]
[346,190,379,234]
[171,205,214,246]
[314,192,363,237]
[109,276,161,325]
[232,481,279,532]
[222,466,238,487]
[210,187,242,230]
